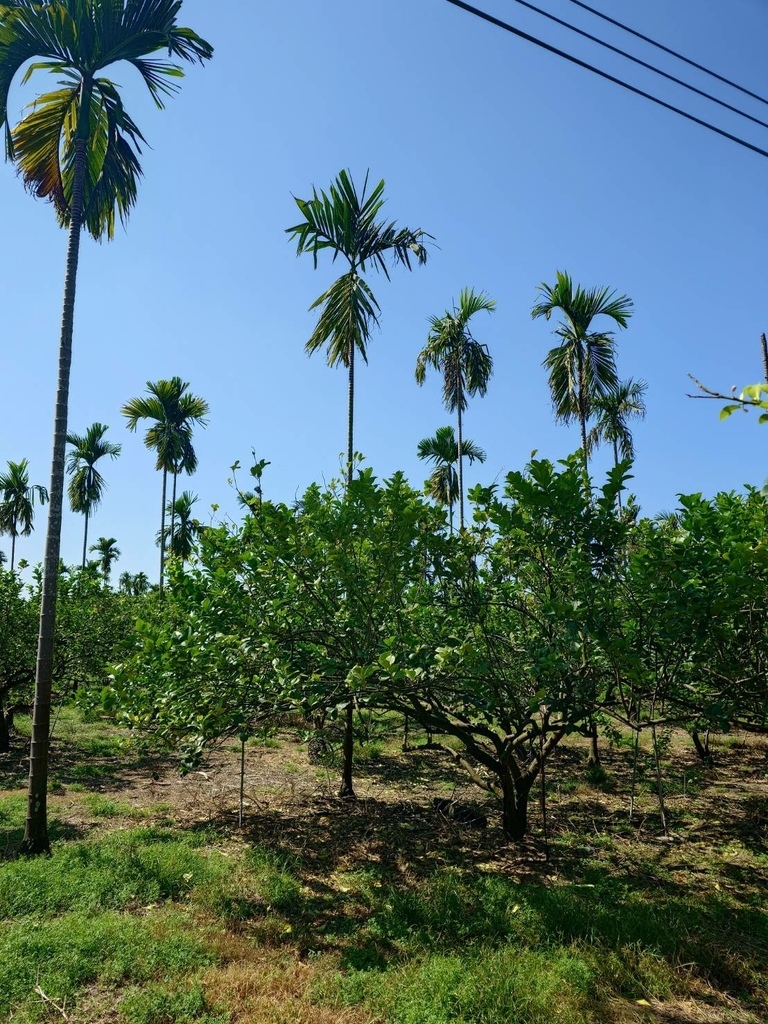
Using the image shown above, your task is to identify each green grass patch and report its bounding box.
[357,869,767,1000]
[0,908,215,1021]
[193,845,303,923]
[119,980,227,1024]
[331,946,595,1024]
[0,827,230,918]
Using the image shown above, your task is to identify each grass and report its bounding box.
[0,908,214,1022]
[333,946,596,1024]
[1,709,767,1022]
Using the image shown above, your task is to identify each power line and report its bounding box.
[566,0,768,110]
[508,0,768,134]
[442,0,768,161]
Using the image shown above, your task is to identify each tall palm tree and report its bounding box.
[89,536,120,583]
[288,170,429,800]
[586,377,647,510]
[417,426,486,532]
[66,423,121,568]
[287,169,429,487]
[157,490,200,564]
[415,288,495,530]
[532,271,633,474]
[0,0,212,855]
[0,459,48,571]
[122,378,209,592]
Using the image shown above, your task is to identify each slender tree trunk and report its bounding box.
[613,439,623,512]
[651,721,668,837]
[629,726,640,822]
[0,695,10,755]
[761,332,768,383]
[159,467,168,594]
[339,347,356,798]
[22,101,91,855]
[577,350,591,494]
[10,530,16,573]
[338,700,356,799]
[457,402,465,531]
[81,507,89,569]
[239,737,246,828]
[170,469,178,557]
[346,345,355,487]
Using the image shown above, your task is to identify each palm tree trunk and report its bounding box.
[81,507,89,569]
[457,402,465,531]
[346,344,355,488]
[10,529,16,573]
[159,467,168,594]
[170,469,178,557]
[22,90,92,855]
[762,333,768,384]
[340,345,357,799]
[613,439,622,512]
[576,349,591,496]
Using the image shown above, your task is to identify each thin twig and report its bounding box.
[34,985,70,1021]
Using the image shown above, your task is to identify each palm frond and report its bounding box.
[306,271,379,367]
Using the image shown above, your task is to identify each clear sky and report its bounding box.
[2,0,768,581]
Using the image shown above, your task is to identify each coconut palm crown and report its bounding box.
[122,377,209,591]
[287,169,430,486]
[89,535,120,582]
[0,0,213,238]
[417,426,486,532]
[415,288,495,530]
[0,458,48,570]
[532,271,633,473]
[66,422,121,568]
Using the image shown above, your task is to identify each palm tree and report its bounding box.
[288,171,429,800]
[131,571,150,595]
[586,378,647,510]
[89,536,120,583]
[0,0,212,855]
[157,490,201,565]
[66,423,121,568]
[287,169,429,487]
[122,378,209,592]
[417,426,486,532]
[532,271,633,475]
[0,459,48,571]
[415,288,495,530]
[118,570,133,594]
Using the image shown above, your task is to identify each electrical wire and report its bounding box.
[442,0,768,161]
[566,0,768,109]
[507,0,768,133]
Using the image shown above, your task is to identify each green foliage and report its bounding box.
[0,565,139,716]
[107,453,768,840]
[287,169,430,368]
[0,0,213,239]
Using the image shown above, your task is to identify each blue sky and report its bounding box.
[2,0,768,580]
